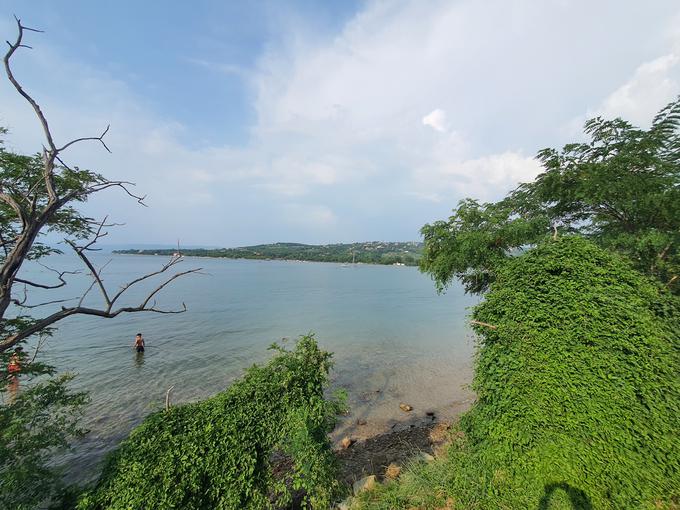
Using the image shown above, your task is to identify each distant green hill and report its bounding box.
[114,241,423,266]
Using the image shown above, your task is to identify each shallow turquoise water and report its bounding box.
[14,253,479,481]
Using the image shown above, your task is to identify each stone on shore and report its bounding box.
[341,436,355,449]
[336,497,353,510]
[416,452,435,463]
[428,422,450,443]
[384,462,401,479]
[399,403,413,412]
[353,475,377,495]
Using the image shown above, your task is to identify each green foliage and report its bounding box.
[421,98,680,294]
[0,131,105,265]
[0,368,88,510]
[77,334,344,510]
[357,238,680,509]
[115,241,423,266]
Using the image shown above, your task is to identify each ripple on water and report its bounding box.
[16,254,479,484]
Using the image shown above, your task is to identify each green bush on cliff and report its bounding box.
[357,237,680,509]
[77,334,344,510]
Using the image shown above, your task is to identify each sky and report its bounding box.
[0,0,679,247]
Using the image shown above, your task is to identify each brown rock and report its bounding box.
[428,422,451,443]
[356,419,367,426]
[341,436,354,449]
[336,498,352,510]
[384,462,401,480]
[353,475,377,495]
[416,452,435,463]
[399,403,413,412]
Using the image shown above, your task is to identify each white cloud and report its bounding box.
[422,109,448,132]
[411,152,543,203]
[2,1,680,245]
[597,54,680,125]
[565,53,680,134]
[282,203,337,228]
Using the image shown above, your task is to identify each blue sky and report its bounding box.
[1,1,679,246]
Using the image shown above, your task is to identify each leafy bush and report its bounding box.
[0,369,88,510]
[357,237,680,509]
[77,334,344,510]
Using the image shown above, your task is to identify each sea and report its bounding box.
[12,252,479,483]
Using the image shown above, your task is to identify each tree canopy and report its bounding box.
[420,98,680,295]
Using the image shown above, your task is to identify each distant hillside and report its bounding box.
[114,241,423,266]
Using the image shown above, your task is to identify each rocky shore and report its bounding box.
[335,418,452,487]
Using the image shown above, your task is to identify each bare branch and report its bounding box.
[138,268,202,310]
[28,335,48,366]
[77,278,97,308]
[109,254,183,305]
[3,18,56,152]
[57,124,112,153]
[470,320,498,330]
[165,385,175,411]
[12,296,77,309]
[14,264,79,290]
[65,239,111,307]
[86,181,147,206]
[0,280,197,351]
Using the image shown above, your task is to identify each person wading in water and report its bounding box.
[134,333,145,353]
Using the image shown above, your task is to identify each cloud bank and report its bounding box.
[1,1,679,245]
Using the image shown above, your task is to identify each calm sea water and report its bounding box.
[14,253,479,482]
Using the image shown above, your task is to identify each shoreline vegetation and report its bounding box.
[113,241,423,266]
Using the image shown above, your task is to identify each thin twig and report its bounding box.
[165,385,175,411]
[470,320,498,330]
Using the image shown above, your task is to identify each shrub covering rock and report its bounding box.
[77,335,343,510]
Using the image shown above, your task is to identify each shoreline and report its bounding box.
[112,252,420,267]
[331,396,474,486]
[333,415,460,488]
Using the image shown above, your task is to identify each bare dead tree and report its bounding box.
[0,17,201,353]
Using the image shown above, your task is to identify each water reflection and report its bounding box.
[134,350,145,368]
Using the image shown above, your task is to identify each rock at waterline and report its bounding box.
[353,475,377,495]
[399,403,413,412]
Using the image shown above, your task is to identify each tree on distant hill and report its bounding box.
[420,98,680,295]
[0,18,198,508]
